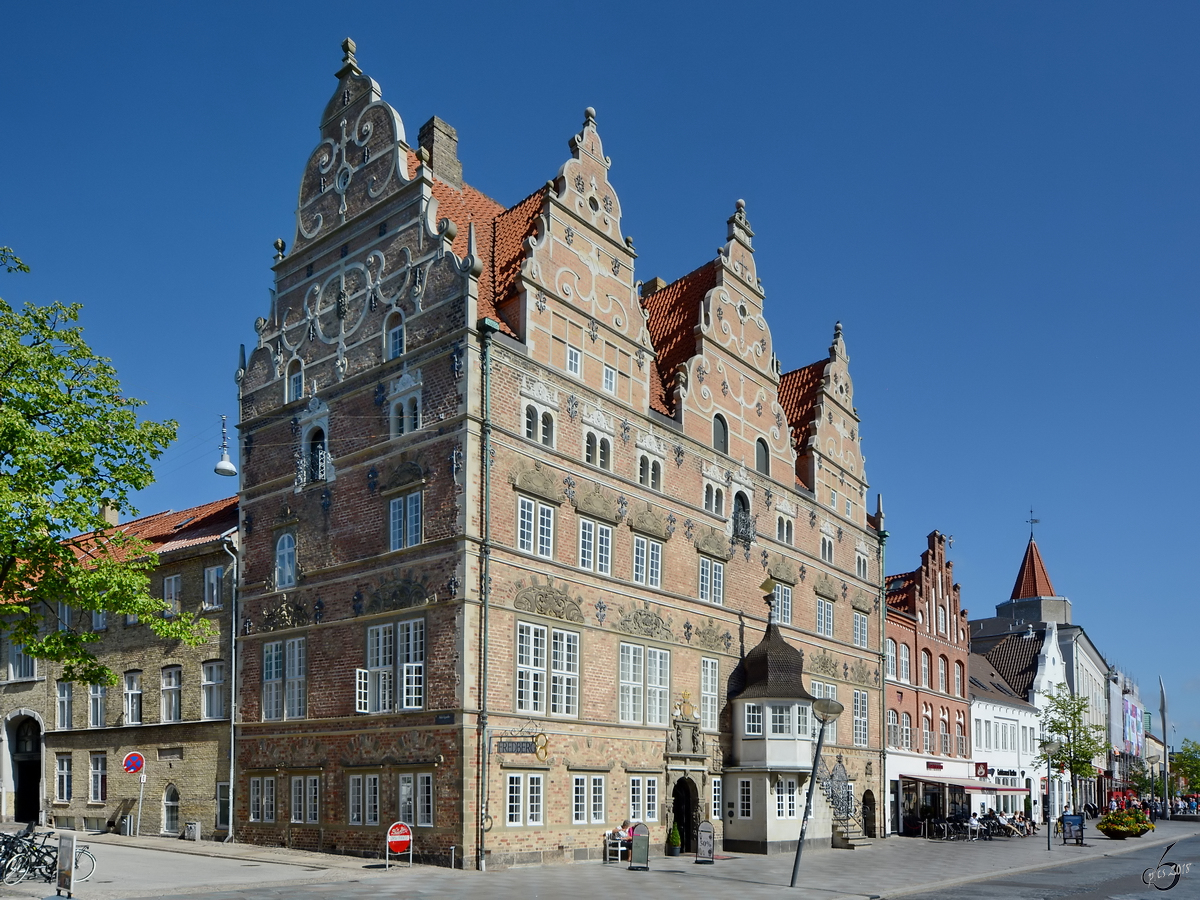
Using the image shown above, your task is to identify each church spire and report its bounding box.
[1010,536,1056,600]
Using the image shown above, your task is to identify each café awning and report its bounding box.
[900,774,1028,793]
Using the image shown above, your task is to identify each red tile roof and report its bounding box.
[640,261,718,415]
[885,571,918,610]
[491,186,548,327]
[70,497,238,564]
[983,630,1044,699]
[1010,537,1056,600]
[968,652,1037,710]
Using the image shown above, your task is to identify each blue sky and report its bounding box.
[3,3,1197,744]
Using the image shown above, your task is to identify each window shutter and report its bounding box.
[356,668,369,713]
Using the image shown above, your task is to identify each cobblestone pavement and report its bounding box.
[0,819,1194,900]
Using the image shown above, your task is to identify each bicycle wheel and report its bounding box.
[74,848,96,882]
[2,852,30,885]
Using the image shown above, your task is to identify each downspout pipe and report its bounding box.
[477,317,501,871]
[221,532,239,843]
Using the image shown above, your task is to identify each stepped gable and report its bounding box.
[640,261,719,415]
[1010,537,1056,600]
[735,622,816,702]
[983,630,1044,699]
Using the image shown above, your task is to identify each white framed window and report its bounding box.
[123,672,142,725]
[955,662,963,697]
[797,702,811,736]
[398,774,414,825]
[646,648,669,725]
[9,642,35,680]
[56,755,72,801]
[163,575,181,618]
[92,609,107,631]
[573,775,605,824]
[263,776,275,822]
[263,638,307,720]
[90,752,107,802]
[770,704,792,735]
[923,717,933,753]
[249,777,263,822]
[637,456,662,491]
[203,566,224,609]
[505,773,544,826]
[920,650,930,687]
[551,628,579,716]
[629,776,659,822]
[161,666,182,722]
[937,605,946,633]
[523,406,555,448]
[584,432,612,471]
[290,775,318,824]
[738,778,752,818]
[274,534,296,589]
[938,656,947,693]
[387,317,405,360]
[573,776,588,824]
[777,777,798,818]
[886,709,899,747]
[774,583,792,624]
[699,557,724,605]
[566,345,581,377]
[811,682,837,743]
[830,489,838,509]
[408,773,431,827]
[89,684,106,728]
[700,658,719,731]
[602,364,617,394]
[203,661,225,719]
[361,624,394,714]
[348,774,380,825]
[58,600,71,631]
[591,776,605,823]
[578,518,612,575]
[745,703,763,736]
[517,497,554,558]
[287,360,303,403]
[899,644,910,682]
[885,640,896,679]
[389,491,423,551]
[632,535,662,588]
[853,611,868,648]
[845,498,853,517]
[516,622,546,713]
[704,484,725,516]
[618,643,668,725]
[357,620,424,713]
[853,690,868,747]
[902,712,912,749]
[712,777,722,820]
[57,681,73,729]
[816,598,833,638]
[820,535,834,563]
[365,774,380,826]
[855,552,868,580]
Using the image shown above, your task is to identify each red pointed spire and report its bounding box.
[1010,537,1056,600]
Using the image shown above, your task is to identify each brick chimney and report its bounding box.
[99,502,119,526]
[642,276,668,296]
[418,116,463,189]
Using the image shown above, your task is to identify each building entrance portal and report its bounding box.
[861,789,876,837]
[672,777,699,853]
[10,717,41,823]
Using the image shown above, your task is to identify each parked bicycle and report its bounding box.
[0,828,95,885]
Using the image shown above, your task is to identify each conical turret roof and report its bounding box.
[1010,537,1056,600]
[737,623,816,701]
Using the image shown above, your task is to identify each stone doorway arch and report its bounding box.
[6,710,44,823]
[861,789,877,838]
[671,776,699,853]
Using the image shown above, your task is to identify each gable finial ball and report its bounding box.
[736,199,746,211]
[342,37,357,58]
[273,238,286,260]
[585,107,596,121]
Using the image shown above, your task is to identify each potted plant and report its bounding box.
[1096,808,1154,840]
[666,821,682,856]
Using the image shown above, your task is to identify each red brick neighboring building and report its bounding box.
[233,40,887,867]
[883,532,973,834]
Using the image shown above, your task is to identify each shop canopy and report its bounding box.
[900,774,1029,793]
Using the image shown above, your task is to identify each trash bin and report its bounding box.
[120,815,132,836]
[184,822,201,841]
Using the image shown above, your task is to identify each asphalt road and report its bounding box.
[895,835,1200,900]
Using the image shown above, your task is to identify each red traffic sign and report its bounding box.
[387,821,411,854]
[122,752,145,774]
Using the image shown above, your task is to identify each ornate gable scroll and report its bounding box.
[629,503,670,540]
[574,482,619,524]
[616,600,673,642]
[369,572,431,614]
[513,576,585,623]
[850,590,873,613]
[767,555,798,585]
[695,526,734,561]
[508,461,562,505]
[814,572,839,600]
[383,460,425,494]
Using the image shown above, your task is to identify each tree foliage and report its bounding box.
[0,250,206,684]
[1171,739,1200,794]
[1035,682,1107,810]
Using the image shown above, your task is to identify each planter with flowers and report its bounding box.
[1096,808,1154,839]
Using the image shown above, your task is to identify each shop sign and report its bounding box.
[926,761,944,770]
[975,762,988,778]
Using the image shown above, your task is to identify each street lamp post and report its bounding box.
[790,697,844,889]
[1041,740,1061,853]
[1146,754,1160,817]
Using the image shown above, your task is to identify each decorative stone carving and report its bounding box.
[774,497,797,518]
[850,659,872,685]
[368,572,431,614]
[615,600,673,641]
[850,590,873,613]
[581,405,614,435]
[694,526,734,561]
[628,503,671,539]
[767,555,798,585]
[694,617,731,653]
[635,429,666,458]
[519,376,559,409]
[809,650,838,677]
[261,596,310,632]
[814,572,839,599]
[573,482,619,524]
[508,461,562,504]
[513,577,584,623]
[383,460,424,493]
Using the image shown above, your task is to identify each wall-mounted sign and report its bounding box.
[497,740,537,754]
[975,762,988,778]
[926,761,944,770]
[434,713,455,725]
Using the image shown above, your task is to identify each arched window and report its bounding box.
[386,313,405,360]
[712,415,728,454]
[886,709,899,747]
[938,656,947,693]
[820,535,834,563]
[650,460,661,491]
[16,719,37,754]
[163,785,180,834]
[598,438,611,470]
[920,651,930,687]
[940,719,951,755]
[308,428,326,483]
[885,639,896,679]
[954,661,964,697]
[585,434,598,466]
[540,412,554,447]
[286,360,303,403]
[704,485,724,516]
[937,605,946,633]
[901,713,912,749]
[899,644,910,682]
[525,405,538,440]
[407,397,420,432]
[922,716,933,752]
[785,520,792,544]
[275,534,296,589]
[755,438,769,475]
[732,492,752,540]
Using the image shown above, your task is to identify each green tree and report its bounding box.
[1171,739,1200,796]
[1127,756,1161,798]
[1035,682,1107,813]
[1,249,204,684]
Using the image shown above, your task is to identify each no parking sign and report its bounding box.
[122,751,145,774]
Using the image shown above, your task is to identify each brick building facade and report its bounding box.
[233,39,886,867]
[1,498,237,837]
[883,531,974,834]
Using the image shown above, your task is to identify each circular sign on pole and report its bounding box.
[122,752,145,774]
[387,821,411,854]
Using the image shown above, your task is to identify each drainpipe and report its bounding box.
[222,534,238,842]
[477,317,501,871]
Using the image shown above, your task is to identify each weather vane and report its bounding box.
[1027,507,1039,538]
